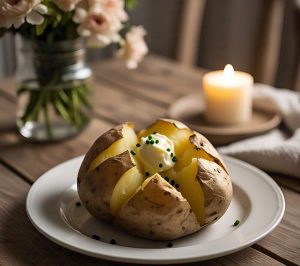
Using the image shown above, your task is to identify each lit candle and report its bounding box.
[202,64,254,124]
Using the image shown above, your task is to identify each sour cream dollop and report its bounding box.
[137,133,176,174]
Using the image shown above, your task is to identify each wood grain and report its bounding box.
[254,187,300,265]
[0,164,284,266]
[0,56,299,265]
[176,0,206,66]
[93,55,206,106]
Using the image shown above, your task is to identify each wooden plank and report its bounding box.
[92,80,165,129]
[93,55,206,106]
[0,90,114,182]
[255,0,285,85]
[0,164,284,266]
[0,77,166,129]
[254,187,300,265]
[0,90,294,265]
[272,174,300,193]
[0,164,114,266]
[176,0,206,66]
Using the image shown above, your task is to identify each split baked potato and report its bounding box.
[77,119,232,240]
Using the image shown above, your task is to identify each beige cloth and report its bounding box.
[218,84,300,178]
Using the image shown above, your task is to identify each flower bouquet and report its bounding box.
[0,0,148,141]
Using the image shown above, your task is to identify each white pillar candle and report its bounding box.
[202,64,254,124]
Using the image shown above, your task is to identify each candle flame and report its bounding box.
[224,64,234,79]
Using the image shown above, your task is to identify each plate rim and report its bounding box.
[26,155,285,264]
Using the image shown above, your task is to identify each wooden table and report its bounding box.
[0,55,299,266]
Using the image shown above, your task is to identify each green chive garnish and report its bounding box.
[150,140,154,144]
[145,172,150,177]
[130,150,136,156]
[148,135,152,140]
[159,163,163,168]
[170,153,173,157]
[166,148,171,152]
[175,183,179,188]
[164,176,169,182]
[155,140,159,144]
[146,140,150,144]
[172,156,177,162]
[136,143,141,147]
[233,220,240,226]
[170,180,175,186]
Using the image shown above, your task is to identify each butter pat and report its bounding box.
[137,133,175,173]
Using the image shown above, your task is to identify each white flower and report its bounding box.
[117,26,148,69]
[73,5,122,47]
[53,0,81,11]
[0,0,47,29]
[100,0,128,22]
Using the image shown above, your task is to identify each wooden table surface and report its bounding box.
[0,55,299,266]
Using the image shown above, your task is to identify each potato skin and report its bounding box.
[115,174,200,240]
[77,119,232,241]
[196,158,232,225]
[78,122,133,183]
[157,118,191,130]
[190,132,228,174]
[78,151,135,221]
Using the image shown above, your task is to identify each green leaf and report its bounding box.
[125,0,138,10]
[53,13,62,28]
[35,18,48,36]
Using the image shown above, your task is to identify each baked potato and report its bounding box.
[77,118,232,240]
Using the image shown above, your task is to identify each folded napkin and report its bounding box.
[218,83,300,178]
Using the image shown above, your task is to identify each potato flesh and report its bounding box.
[88,124,138,172]
[137,120,191,157]
[86,120,214,227]
[175,145,212,171]
[167,159,205,225]
[110,166,144,215]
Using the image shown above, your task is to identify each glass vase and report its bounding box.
[16,38,92,141]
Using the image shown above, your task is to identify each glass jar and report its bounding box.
[16,38,92,141]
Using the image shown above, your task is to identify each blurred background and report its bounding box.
[1,0,299,90]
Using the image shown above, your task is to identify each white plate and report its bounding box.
[26,156,285,264]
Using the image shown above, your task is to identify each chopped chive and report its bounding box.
[159,163,163,168]
[175,183,180,188]
[233,220,240,226]
[136,143,141,147]
[146,140,150,144]
[171,180,175,186]
[92,234,100,240]
[148,135,152,140]
[76,202,81,207]
[155,140,159,144]
[164,176,169,182]
[166,148,171,152]
[110,239,116,245]
[170,153,173,157]
[172,156,177,162]
[150,140,154,144]
[153,132,157,134]
[167,242,173,247]
[145,172,150,177]
[130,150,136,156]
